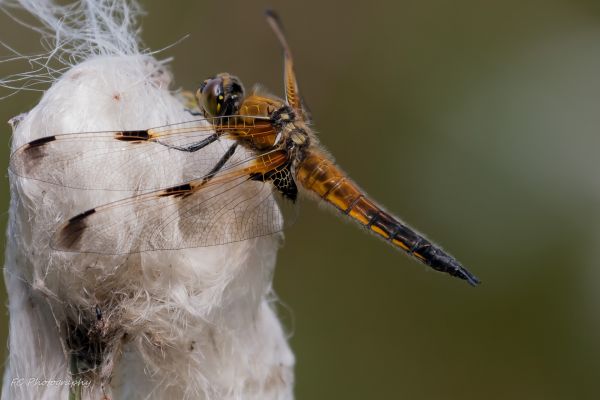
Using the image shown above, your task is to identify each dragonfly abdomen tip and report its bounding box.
[414,242,479,286]
[434,254,480,286]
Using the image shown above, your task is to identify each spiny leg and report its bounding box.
[201,143,238,185]
[155,132,219,153]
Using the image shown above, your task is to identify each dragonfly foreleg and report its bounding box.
[155,132,219,153]
[201,143,239,185]
[184,108,203,116]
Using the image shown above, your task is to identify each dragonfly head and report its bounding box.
[197,73,245,117]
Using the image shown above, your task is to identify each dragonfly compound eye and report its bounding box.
[199,78,225,117]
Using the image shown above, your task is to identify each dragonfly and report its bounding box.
[9,11,479,286]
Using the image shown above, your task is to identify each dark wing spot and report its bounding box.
[254,164,297,201]
[56,209,96,250]
[159,183,193,198]
[115,130,150,142]
[19,136,57,169]
[69,208,96,222]
[249,172,265,182]
[27,135,56,148]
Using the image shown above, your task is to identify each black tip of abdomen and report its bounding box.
[442,258,480,286]
[417,243,480,286]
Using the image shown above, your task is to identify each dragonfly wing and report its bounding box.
[265,10,311,121]
[52,150,291,254]
[9,117,274,191]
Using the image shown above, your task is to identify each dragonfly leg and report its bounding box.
[155,132,219,153]
[184,108,203,116]
[201,143,239,184]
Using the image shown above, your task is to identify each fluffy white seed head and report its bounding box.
[2,1,295,399]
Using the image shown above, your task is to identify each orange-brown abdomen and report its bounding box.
[295,149,479,285]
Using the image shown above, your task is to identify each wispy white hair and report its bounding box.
[1,1,294,399]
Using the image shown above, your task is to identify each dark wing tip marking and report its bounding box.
[26,135,56,148]
[115,130,150,142]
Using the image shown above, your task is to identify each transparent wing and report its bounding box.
[265,10,311,121]
[52,150,292,254]
[9,115,276,191]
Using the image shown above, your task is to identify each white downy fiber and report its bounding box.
[1,1,294,399]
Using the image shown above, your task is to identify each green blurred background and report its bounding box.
[2,0,600,398]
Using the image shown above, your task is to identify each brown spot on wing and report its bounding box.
[27,135,56,148]
[158,183,194,198]
[69,208,96,222]
[55,208,96,250]
[114,130,150,142]
[17,136,58,173]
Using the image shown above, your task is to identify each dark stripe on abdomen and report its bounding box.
[295,149,479,285]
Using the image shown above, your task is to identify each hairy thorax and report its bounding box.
[238,92,311,158]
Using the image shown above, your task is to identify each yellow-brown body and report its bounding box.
[231,92,475,282]
[196,12,478,285]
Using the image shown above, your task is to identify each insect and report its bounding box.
[9,11,479,286]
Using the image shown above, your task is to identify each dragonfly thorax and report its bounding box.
[270,104,310,153]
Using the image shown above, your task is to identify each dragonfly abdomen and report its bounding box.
[295,150,479,285]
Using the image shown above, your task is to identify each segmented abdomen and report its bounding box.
[295,150,479,285]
